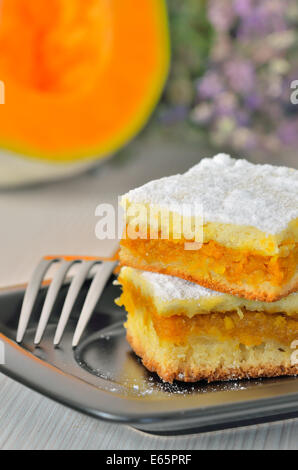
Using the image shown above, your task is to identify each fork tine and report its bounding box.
[53,260,97,346]
[72,261,117,348]
[34,260,77,345]
[16,258,58,343]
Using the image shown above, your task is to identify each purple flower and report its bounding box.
[235,110,251,126]
[278,120,298,145]
[245,93,263,110]
[191,0,298,154]
[198,72,224,99]
[238,2,287,37]
[208,1,236,32]
[233,0,253,17]
[215,92,238,116]
[224,60,255,94]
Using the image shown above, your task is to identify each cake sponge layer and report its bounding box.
[126,310,298,383]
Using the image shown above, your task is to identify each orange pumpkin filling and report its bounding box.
[118,280,298,348]
[120,236,298,288]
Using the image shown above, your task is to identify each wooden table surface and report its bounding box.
[0,132,297,450]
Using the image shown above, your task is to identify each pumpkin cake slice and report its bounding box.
[116,267,298,383]
[120,154,298,302]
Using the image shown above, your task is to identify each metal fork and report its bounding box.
[16,255,118,348]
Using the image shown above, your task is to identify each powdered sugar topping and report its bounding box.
[123,154,298,234]
[140,270,218,301]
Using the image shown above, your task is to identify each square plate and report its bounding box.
[0,276,298,435]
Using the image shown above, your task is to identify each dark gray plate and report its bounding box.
[0,277,298,435]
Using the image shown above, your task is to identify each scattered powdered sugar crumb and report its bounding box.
[105,373,249,397]
[123,153,298,234]
[140,269,218,301]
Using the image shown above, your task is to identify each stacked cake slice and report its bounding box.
[116,154,298,382]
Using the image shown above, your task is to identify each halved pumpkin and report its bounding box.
[0,0,169,162]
